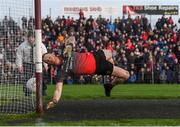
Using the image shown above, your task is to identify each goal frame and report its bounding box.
[35,0,43,114]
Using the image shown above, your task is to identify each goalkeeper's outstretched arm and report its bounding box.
[47,81,63,109]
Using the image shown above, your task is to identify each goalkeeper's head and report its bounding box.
[42,53,61,66]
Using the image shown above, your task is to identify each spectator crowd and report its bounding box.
[0,12,179,84]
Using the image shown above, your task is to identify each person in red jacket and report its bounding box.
[79,9,84,19]
[43,45,129,109]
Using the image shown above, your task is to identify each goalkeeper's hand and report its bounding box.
[46,101,57,109]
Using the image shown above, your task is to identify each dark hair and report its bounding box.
[28,31,35,38]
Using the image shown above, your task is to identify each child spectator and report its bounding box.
[128,71,137,83]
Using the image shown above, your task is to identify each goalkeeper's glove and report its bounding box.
[46,100,57,109]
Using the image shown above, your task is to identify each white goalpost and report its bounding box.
[0,0,42,114]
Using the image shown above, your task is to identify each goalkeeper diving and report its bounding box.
[42,39,130,109]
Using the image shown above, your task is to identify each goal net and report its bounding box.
[0,0,36,114]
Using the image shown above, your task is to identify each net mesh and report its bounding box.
[0,0,35,114]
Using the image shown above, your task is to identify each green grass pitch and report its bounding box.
[1,84,180,126]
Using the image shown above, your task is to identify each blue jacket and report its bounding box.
[128,74,137,83]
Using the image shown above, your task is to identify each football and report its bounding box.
[26,77,36,92]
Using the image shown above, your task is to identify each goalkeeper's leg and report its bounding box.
[103,76,127,97]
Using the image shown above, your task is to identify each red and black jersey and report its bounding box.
[73,52,96,75]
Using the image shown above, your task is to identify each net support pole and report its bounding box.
[35,0,43,114]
